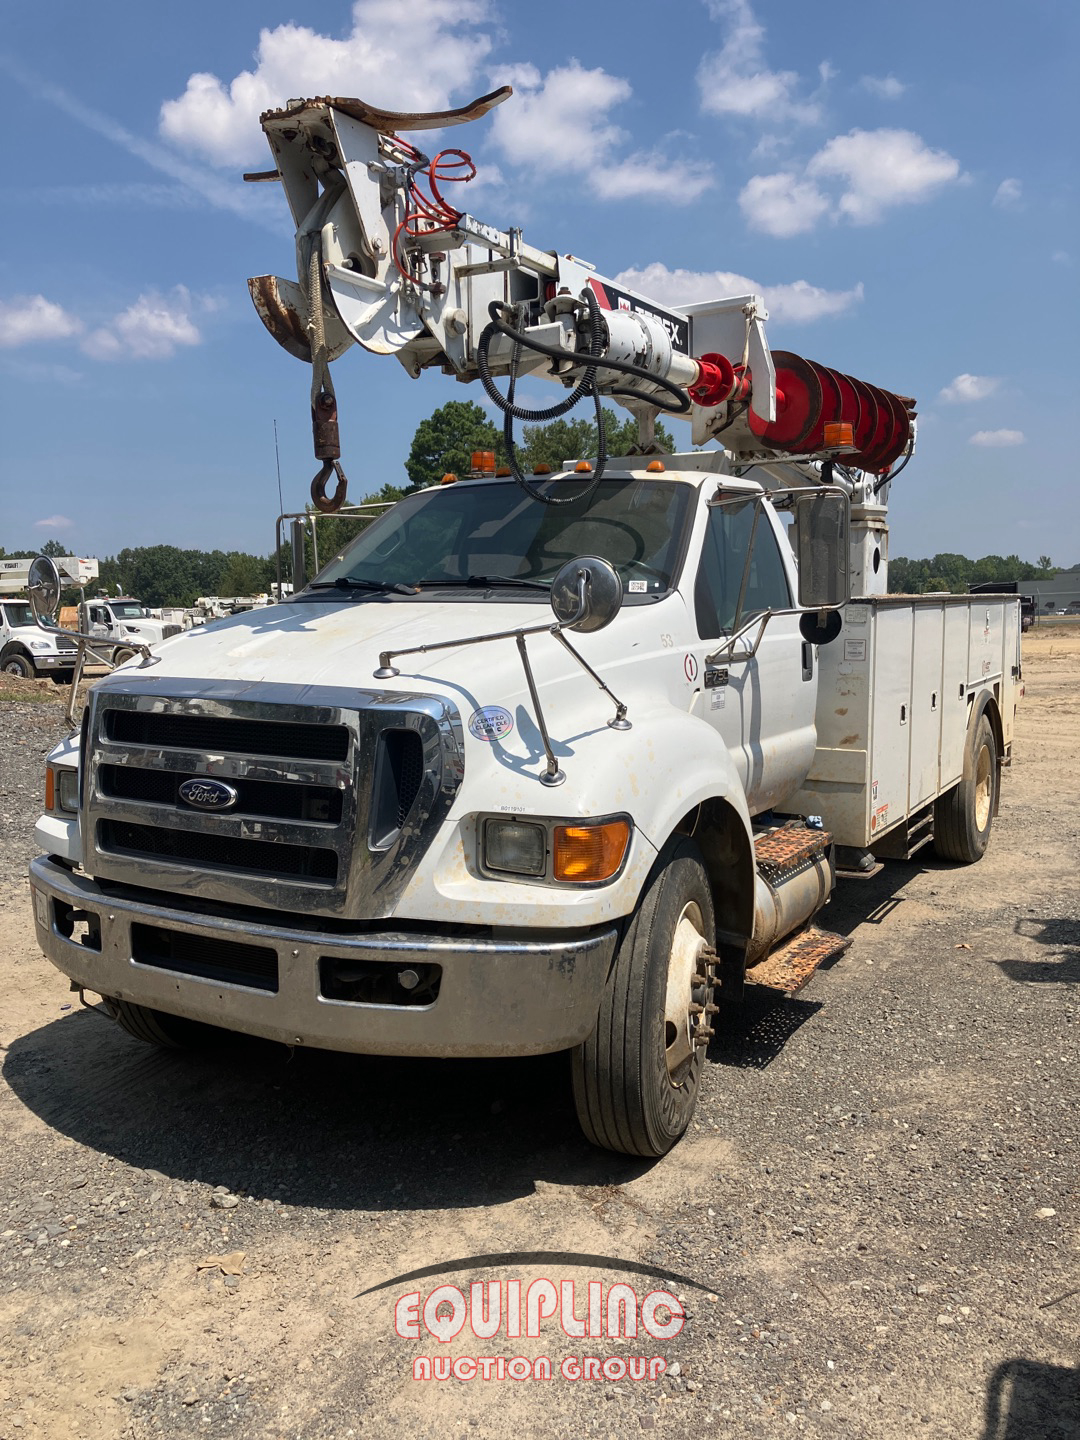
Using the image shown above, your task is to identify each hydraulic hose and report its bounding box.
[475,289,693,506]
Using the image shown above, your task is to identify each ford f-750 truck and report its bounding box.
[25,89,1020,1157]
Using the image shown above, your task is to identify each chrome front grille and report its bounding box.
[84,682,464,918]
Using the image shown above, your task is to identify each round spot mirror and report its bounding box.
[550,555,623,633]
[27,555,61,623]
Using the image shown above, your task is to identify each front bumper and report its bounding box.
[28,857,617,1058]
[32,654,75,670]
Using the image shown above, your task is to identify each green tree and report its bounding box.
[404,401,505,490]
[514,408,675,471]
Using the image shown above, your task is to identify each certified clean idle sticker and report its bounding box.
[468,706,514,741]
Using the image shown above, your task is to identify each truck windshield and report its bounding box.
[309,477,694,597]
[2,603,34,627]
[111,603,146,619]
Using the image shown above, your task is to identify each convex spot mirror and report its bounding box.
[27,555,61,623]
[795,492,849,611]
[800,609,843,646]
[550,555,623,633]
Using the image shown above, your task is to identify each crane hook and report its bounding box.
[311,458,348,513]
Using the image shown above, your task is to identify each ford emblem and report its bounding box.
[179,778,239,811]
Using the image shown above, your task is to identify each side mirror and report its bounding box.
[27,555,61,624]
[550,556,623,633]
[795,492,849,610]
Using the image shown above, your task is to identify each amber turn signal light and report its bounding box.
[553,820,631,883]
[44,768,55,813]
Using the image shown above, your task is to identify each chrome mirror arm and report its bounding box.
[705,609,773,667]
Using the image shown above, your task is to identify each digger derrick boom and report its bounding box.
[246,88,915,511]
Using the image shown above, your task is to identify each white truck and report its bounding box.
[0,557,98,680]
[1,597,79,680]
[26,89,1020,1157]
[79,596,184,665]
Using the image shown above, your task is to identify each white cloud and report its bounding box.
[81,287,203,361]
[860,75,906,99]
[807,128,961,223]
[738,171,829,237]
[993,177,1023,210]
[939,373,1000,404]
[969,429,1024,447]
[1051,250,1071,265]
[0,295,83,349]
[160,0,495,168]
[613,262,863,325]
[488,61,630,170]
[485,63,714,205]
[33,514,74,531]
[698,0,819,124]
[590,149,714,203]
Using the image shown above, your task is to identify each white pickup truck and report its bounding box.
[27,453,1020,1157]
[1,599,77,681]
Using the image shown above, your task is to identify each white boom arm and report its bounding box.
[246,89,914,516]
[0,557,99,596]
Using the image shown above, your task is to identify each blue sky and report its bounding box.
[1,0,1076,565]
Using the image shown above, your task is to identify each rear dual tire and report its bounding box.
[933,710,998,863]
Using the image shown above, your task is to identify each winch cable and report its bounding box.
[476,290,692,506]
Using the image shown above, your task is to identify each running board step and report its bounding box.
[753,821,831,882]
[747,924,851,995]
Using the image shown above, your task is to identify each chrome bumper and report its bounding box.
[28,857,617,1058]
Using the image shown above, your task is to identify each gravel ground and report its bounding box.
[0,634,1076,1440]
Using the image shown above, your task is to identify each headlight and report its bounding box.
[45,766,80,813]
[480,815,632,884]
[483,819,546,877]
[29,640,51,651]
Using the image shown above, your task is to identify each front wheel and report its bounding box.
[572,839,716,1157]
[2,652,35,679]
[102,997,222,1049]
[933,710,998,863]
[111,646,138,666]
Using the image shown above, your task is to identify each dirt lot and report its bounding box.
[0,633,1076,1440]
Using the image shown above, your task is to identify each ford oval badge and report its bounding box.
[179,778,239,811]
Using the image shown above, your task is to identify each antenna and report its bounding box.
[273,418,285,517]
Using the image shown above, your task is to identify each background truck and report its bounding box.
[78,596,184,665]
[0,598,78,680]
[26,88,1020,1158]
[1,556,98,680]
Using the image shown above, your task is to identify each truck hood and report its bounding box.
[102,593,685,758]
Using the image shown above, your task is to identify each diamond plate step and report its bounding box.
[753,823,831,883]
[747,924,851,995]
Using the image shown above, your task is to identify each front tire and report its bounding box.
[933,710,998,863]
[572,839,716,1157]
[111,646,138,666]
[2,652,35,679]
[103,997,220,1049]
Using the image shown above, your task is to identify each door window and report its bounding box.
[695,499,792,639]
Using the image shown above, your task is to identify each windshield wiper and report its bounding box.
[308,577,417,595]
[412,574,551,591]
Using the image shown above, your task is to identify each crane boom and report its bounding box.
[246,89,915,512]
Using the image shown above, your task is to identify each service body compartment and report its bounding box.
[788,594,1020,848]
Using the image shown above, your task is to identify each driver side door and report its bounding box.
[693,497,817,815]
